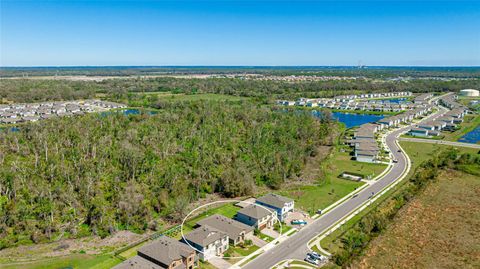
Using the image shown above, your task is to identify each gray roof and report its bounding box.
[356,150,377,157]
[410,127,428,132]
[256,193,293,209]
[113,256,163,269]
[184,225,227,247]
[197,214,253,239]
[138,235,194,267]
[238,205,274,219]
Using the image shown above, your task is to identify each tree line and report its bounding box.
[1,77,479,104]
[0,100,333,249]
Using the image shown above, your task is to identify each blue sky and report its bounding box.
[1,0,479,66]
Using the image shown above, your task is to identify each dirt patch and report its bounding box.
[352,170,480,269]
[0,231,145,261]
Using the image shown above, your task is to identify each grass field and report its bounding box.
[147,92,247,102]
[0,254,123,269]
[183,202,240,232]
[277,148,384,215]
[319,141,479,255]
[351,170,480,269]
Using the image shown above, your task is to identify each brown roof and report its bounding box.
[138,235,194,267]
[197,214,253,239]
[184,225,227,247]
[113,256,163,269]
[237,205,274,220]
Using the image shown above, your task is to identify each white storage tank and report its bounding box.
[459,89,479,97]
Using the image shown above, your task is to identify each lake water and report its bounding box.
[312,110,385,128]
[458,125,480,144]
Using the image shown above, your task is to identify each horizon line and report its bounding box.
[1,65,480,68]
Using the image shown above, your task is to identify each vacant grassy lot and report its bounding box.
[319,142,479,255]
[401,141,478,170]
[351,170,480,269]
[277,148,384,215]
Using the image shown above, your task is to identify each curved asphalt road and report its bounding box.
[243,103,447,269]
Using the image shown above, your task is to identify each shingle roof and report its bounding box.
[197,214,253,239]
[138,235,193,267]
[238,205,274,219]
[256,193,293,209]
[113,255,164,269]
[184,225,227,247]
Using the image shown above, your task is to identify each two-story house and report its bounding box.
[184,226,229,261]
[236,204,277,230]
[114,235,197,269]
[196,214,254,246]
[255,193,294,222]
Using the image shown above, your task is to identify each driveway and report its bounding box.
[209,256,233,269]
[262,228,280,238]
[284,211,312,229]
[247,234,268,247]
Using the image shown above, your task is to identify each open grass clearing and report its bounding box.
[319,141,479,255]
[350,170,480,269]
[277,148,385,215]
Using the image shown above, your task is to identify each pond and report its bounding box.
[102,109,158,116]
[0,127,20,132]
[458,125,480,144]
[312,111,385,128]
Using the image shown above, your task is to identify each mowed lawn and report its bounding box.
[183,203,240,232]
[400,141,479,169]
[351,170,480,269]
[277,149,386,215]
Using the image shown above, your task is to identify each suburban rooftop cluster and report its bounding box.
[408,95,469,138]
[276,92,424,112]
[349,97,435,163]
[114,193,294,269]
[0,100,127,124]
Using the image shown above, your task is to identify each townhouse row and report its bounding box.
[277,97,422,112]
[0,100,126,124]
[349,105,434,163]
[408,96,469,138]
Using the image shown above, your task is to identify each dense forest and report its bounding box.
[0,101,333,249]
[2,77,480,103]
